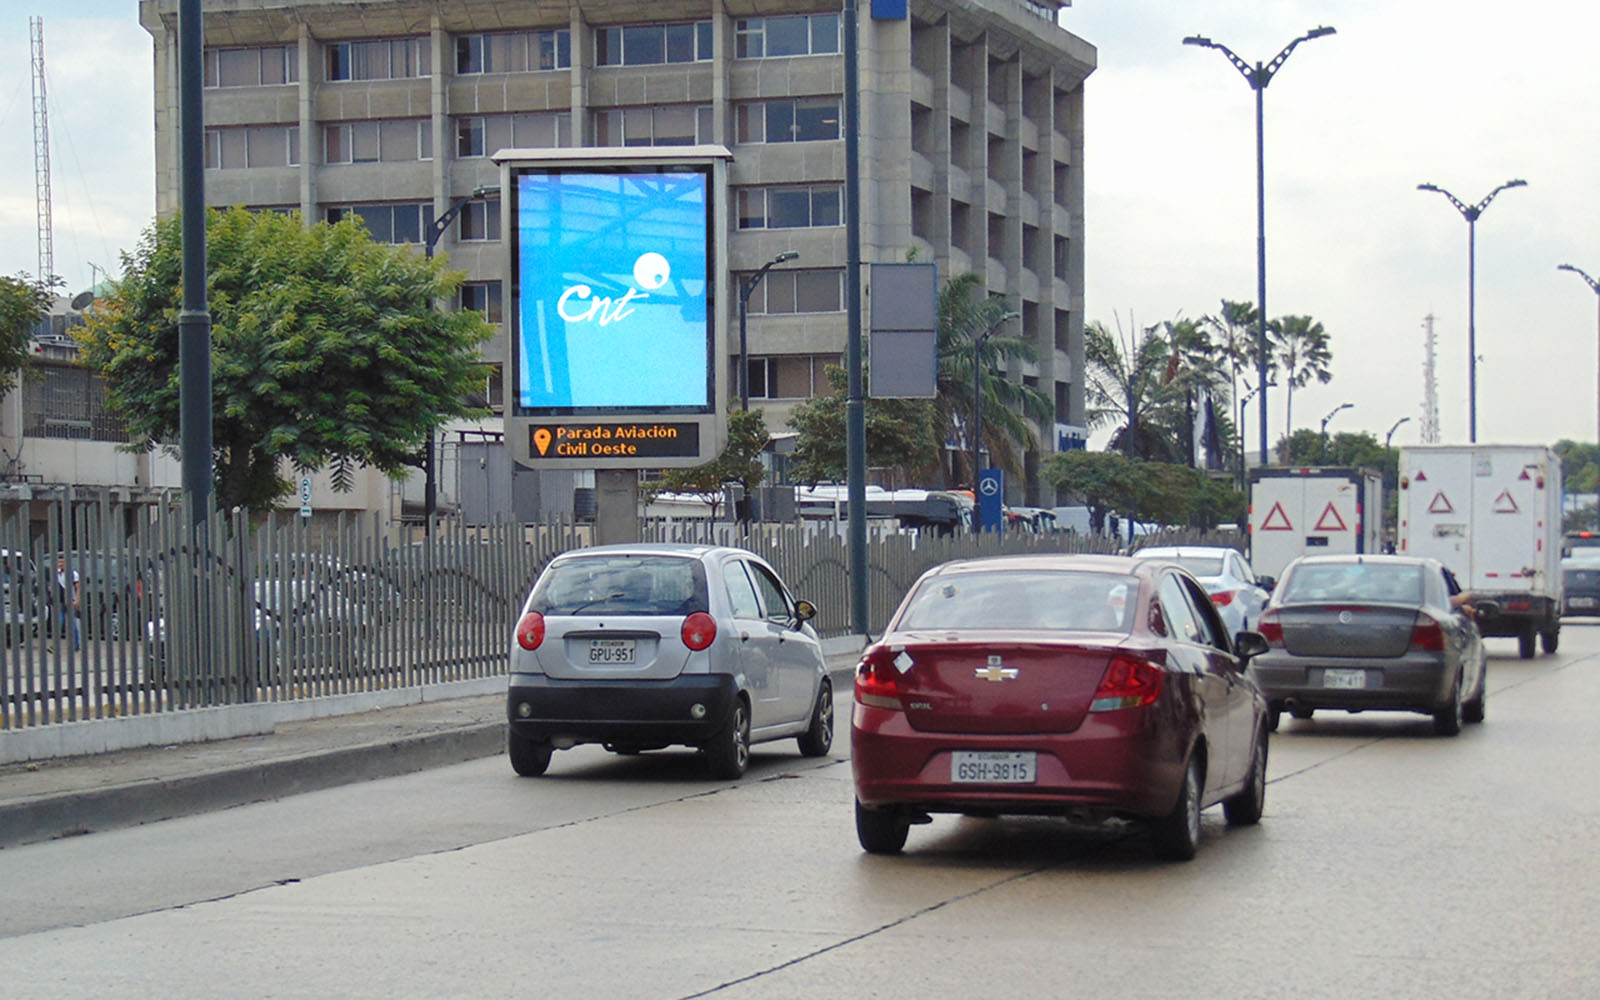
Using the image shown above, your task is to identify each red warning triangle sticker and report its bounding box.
[1414,470,1427,481]
[1314,502,1348,532]
[1260,501,1294,531]
[1518,469,1531,481]
[1493,490,1519,514]
[1428,492,1454,514]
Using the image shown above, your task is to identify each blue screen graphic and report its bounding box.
[516,170,710,410]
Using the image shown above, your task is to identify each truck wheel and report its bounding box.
[1540,628,1559,655]
[1517,627,1536,660]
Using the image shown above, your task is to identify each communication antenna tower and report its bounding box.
[31,16,54,286]
[1420,313,1441,443]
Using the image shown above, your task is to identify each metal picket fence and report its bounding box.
[1,497,1240,732]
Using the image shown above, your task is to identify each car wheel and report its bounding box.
[1518,626,1536,660]
[1266,707,1281,733]
[1223,730,1268,827]
[1541,628,1559,655]
[1432,669,1463,737]
[855,798,910,854]
[1290,707,1315,721]
[796,678,834,757]
[1463,661,1487,724]
[705,698,751,779]
[1151,755,1202,861]
[507,730,553,777]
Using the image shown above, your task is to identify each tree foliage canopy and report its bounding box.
[0,273,52,397]
[788,365,940,485]
[77,208,493,512]
[642,408,770,517]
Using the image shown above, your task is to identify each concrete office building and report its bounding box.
[139,0,1095,515]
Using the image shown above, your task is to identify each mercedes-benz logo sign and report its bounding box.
[980,478,1000,496]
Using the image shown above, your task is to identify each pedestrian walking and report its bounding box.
[54,556,81,651]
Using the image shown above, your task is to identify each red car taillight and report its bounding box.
[1257,610,1284,647]
[515,611,546,651]
[681,611,717,651]
[1210,589,1236,607]
[1408,617,1445,652]
[1089,654,1165,712]
[854,646,904,710]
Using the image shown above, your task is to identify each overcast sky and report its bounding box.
[2,1,1597,450]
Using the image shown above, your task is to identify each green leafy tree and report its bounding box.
[1269,314,1333,460]
[1042,448,1145,534]
[77,208,492,512]
[0,272,53,396]
[642,409,770,519]
[934,272,1053,485]
[1084,314,1182,462]
[789,365,940,484]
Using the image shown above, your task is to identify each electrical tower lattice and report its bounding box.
[1421,314,1441,443]
[32,16,53,286]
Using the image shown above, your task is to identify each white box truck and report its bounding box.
[1398,444,1563,658]
[1248,467,1384,581]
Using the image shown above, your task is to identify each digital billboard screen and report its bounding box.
[512,167,712,414]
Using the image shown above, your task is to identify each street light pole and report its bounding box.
[1184,26,1335,470]
[1557,263,1600,451]
[1319,401,1352,461]
[1416,179,1527,443]
[1385,415,1412,450]
[422,184,500,534]
[971,310,1018,533]
[738,251,798,411]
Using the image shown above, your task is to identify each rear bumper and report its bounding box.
[850,703,1184,820]
[506,673,738,747]
[1249,651,1453,713]
[1473,593,1558,636]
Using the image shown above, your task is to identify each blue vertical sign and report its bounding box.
[978,469,1004,533]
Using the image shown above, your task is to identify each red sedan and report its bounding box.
[851,554,1272,860]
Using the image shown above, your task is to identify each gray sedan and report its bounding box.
[1249,554,1486,736]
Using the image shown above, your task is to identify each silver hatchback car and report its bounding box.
[506,543,834,778]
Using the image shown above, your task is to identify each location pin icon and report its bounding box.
[534,428,552,456]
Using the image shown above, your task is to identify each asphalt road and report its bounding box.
[2,624,1598,999]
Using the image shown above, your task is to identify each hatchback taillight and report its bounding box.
[854,646,904,710]
[1210,589,1236,606]
[1089,654,1165,712]
[681,611,717,651]
[1258,610,1284,647]
[515,611,545,651]
[1408,617,1445,652]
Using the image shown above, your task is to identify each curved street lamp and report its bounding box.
[1557,263,1600,451]
[738,251,799,411]
[972,310,1019,532]
[1184,25,1335,469]
[1319,402,1353,461]
[1385,415,1412,449]
[1416,179,1527,443]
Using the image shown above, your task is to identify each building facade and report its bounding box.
[139,0,1095,511]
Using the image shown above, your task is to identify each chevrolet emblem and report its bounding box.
[974,663,1019,682]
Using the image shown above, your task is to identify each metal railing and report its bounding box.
[1,497,1238,731]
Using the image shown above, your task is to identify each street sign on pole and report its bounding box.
[299,476,312,518]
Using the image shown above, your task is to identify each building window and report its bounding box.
[736,185,841,229]
[324,202,434,244]
[456,29,571,73]
[593,106,713,147]
[741,269,844,315]
[595,22,713,66]
[326,38,430,81]
[735,14,840,58]
[205,45,298,87]
[735,98,841,144]
[457,113,570,156]
[458,200,501,242]
[748,355,839,399]
[460,281,503,323]
[24,364,128,442]
[204,126,300,169]
[324,120,430,164]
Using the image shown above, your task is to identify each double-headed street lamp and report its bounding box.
[738,251,799,411]
[421,184,500,531]
[1557,264,1600,450]
[971,310,1019,532]
[1416,179,1527,443]
[1184,25,1335,470]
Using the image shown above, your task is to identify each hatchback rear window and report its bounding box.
[530,555,709,616]
[895,570,1137,632]
[1279,562,1424,604]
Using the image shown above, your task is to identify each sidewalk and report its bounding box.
[0,647,864,850]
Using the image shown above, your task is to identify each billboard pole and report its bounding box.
[844,0,868,636]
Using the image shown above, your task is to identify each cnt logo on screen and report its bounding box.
[555,252,671,327]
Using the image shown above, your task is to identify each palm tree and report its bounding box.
[1204,299,1258,477]
[934,272,1053,485]
[1084,313,1183,462]
[1158,317,1230,467]
[1270,314,1333,460]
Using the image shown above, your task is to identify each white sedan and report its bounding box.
[1133,545,1271,635]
